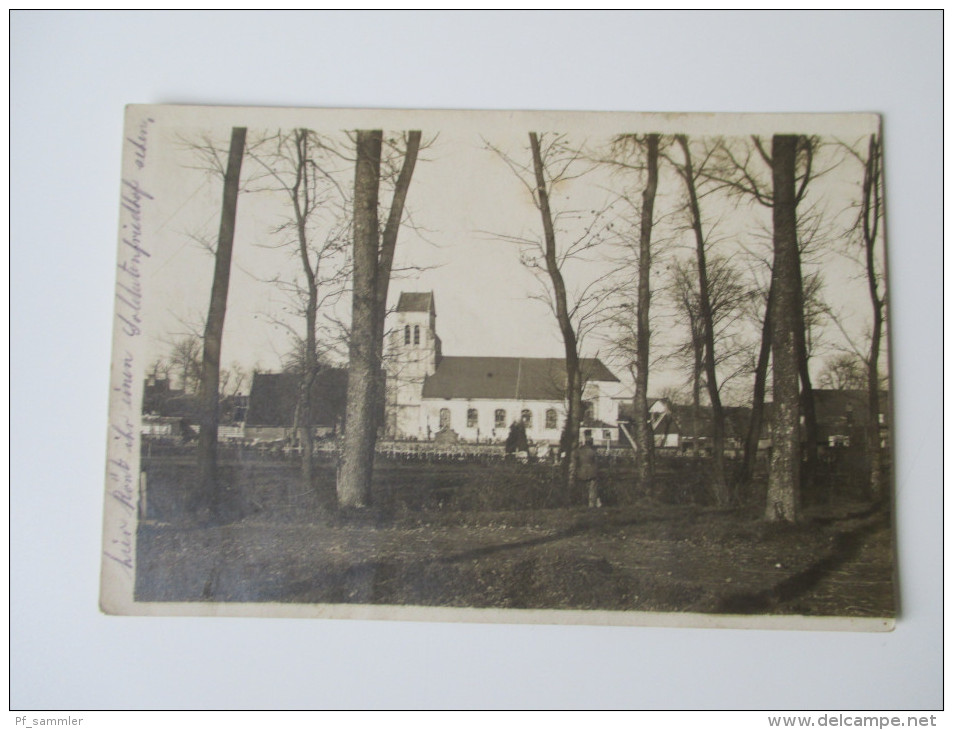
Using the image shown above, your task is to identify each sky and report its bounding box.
[134,107,884,401]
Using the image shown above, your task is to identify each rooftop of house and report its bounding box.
[245,369,348,427]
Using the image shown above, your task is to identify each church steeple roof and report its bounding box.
[396,291,435,315]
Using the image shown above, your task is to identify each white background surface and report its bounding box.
[10,10,942,709]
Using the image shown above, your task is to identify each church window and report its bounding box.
[439,408,451,430]
[521,409,533,428]
[467,408,478,428]
[413,325,420,345]
[494,409,506,428]
[404,325,411,345]
[545,408,558,430]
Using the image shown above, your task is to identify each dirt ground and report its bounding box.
[134,457,896,617]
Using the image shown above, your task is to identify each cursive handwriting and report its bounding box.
[113,351,135,409]
[111,416,135,453]
[104,519,134,574]
[127,117,154,170]
[116,178,151,337]
[107,457,135,514]
[105,119,157,580]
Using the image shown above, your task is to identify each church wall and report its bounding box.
[583,381,622,425]
[418,398,569,444]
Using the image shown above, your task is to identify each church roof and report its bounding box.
[396,292,435,314]
[422,356,619,401]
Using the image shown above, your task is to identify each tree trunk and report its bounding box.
[765,135,801,522]
[291,129,319,495]
[530,132,582,493]
[676,135,728,505]
[633,134,659,493]
[793,250,818,500]
[337,131,421,510]
[691,344,701,459]
[739,274,774,489]
[338,130,383,510]
[862,133,885,502]
[298,302,317,496]
[371,132,422,435]
[197,127,245,516]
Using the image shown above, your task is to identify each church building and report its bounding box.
[385,292,625,445]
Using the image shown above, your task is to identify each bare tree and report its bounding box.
[146,356,172,382]
[197,127,246,517]
[370,133,425,438]
[668,254,750,470]
[632,134,661,493]
[708,135,825,498]
[817,352,867,390]
[673,260,705,459]
[597,134,665,490]
[765,135,801,522]
[218,362,248,398]
[528,132,586,492]
[248,129,351,495]
[843,131,887,500]
[486,133,616,494]
[743,276,781,484]
[657,384,689,405]
[669,135,732,503]
[167,333,203,393]
[337,130,421,510]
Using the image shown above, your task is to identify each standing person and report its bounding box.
[505,421,519,456]
[577,435,601,508]
[506,420,529,457]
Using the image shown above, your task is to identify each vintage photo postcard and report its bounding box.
[101,106,895,630]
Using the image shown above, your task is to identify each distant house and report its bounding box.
[620,399,753,453]
[142,376,247,440]
[244,369,349,442]
[142,415,192,440]
[812,388,889,450]
[143,377,200,419]
[618,398,680,449]
[670,404,752,453]
[141,376,199,440]
[612,389,889,456]
[386,291,623,445]
[143,376,174,415]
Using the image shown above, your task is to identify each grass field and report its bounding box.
[134,455,895,618]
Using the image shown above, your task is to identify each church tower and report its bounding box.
[386,292,441,438]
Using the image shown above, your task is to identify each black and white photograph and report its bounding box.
[102,106,895,628]
[14,9,941,713]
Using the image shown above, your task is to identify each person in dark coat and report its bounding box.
[577,435,601,508]
[505,420,528,456]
